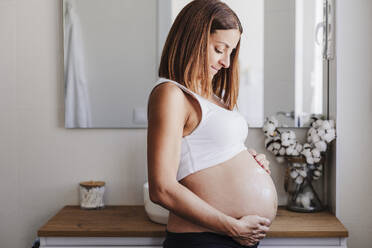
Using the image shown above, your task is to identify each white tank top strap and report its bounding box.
[155,77,208,121]
[155,78,203,100]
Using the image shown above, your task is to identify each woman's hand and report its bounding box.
[231,215,271,246]
[248,149,271,175]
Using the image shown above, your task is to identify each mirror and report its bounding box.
[64,0,328,128]
[63,0,156,128]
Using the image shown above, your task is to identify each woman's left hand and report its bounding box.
[248,149,271,175]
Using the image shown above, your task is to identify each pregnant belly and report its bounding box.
[167,150,278,233]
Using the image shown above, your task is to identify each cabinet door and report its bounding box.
[124,247,161,248]
[40,246,162,248]
[260,246,342,248]
[259,237,347,247]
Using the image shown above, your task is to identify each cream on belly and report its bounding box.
[180,150,278,221]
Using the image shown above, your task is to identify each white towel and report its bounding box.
[64,0,92,128]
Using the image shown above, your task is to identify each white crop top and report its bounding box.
[154,78,248,181]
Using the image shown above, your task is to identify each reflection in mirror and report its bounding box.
[167,0,327,127]
[64,0,327,128]
[63,0,156,128]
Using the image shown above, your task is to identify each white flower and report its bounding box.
[305,156,315,164]
[300,193,312,209]
[293,163,303,168]
[298,168,307,178]
[295,143,303,152]
[290,170,299,178]
[263,116,279,137]
[301,148,312,157]
[323,129,336,143]
[286,144,295,155]
[307,128,317,143]
[303,143,312,150]
[295,176,304,184]
[290,163,308,184]
[273,142,281,150]
[312,119,323,128]
[313,170,321,180]
[268,116,279,127]
[314,140,327,152]
[265,136,281,155]
[263,122,277,137]
[301,147,321,164]
[312,148,321,161]
[321,120,331,130]
[267,143,279,155]
[279,147,286,156]
[312,133,321,143]
[316,127,326,137]
[281,131,296,147]
[312,164,323,180]
[292,149,300,156]
[262,117,336,173]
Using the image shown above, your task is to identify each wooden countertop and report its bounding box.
[37,205,348,238]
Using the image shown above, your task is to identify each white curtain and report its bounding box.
[64,0,92,128]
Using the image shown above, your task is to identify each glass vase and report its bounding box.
[284,156,324,213]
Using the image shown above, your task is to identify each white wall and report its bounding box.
[1,0,370,247]
[334,0,372,247]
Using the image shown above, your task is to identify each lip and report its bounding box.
[211,66,220,73]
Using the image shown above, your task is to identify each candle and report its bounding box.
[79,181,105,209]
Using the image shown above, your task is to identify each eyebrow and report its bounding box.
[216,41,236,50]
[216,41,230,48]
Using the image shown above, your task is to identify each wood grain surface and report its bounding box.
[37,206,348,238]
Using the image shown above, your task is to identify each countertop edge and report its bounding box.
[37,205,349,238]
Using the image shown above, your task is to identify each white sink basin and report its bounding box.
[143,182,169,225]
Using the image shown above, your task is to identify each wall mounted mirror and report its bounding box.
[63,0,156,128]
[64,0,329,128]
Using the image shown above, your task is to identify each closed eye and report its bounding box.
[215,48,223,54]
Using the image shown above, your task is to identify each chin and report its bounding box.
[210,70,217,76]
[209,73,216,81]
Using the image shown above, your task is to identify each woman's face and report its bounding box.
[208,29,241,78]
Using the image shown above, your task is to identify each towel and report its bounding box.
[64,0,92,128]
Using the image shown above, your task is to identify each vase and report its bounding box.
[284,156,324,213]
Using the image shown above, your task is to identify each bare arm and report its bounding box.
[147,83,270,240]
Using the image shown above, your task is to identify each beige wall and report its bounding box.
[0,0,371,247]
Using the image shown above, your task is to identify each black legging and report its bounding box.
[163,230,260,248]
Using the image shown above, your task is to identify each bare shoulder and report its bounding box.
[149,82,186,105]
[148,82,189,123]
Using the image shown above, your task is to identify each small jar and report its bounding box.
[79,181,105,209]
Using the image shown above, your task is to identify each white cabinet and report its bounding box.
[40,236,347,248]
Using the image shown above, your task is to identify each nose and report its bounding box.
[219,54,230,68]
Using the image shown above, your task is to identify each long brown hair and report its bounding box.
[158,0,243,110]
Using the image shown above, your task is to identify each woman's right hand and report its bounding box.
[231,215,271,246]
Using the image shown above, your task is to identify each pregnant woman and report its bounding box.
[147,1,278,247]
